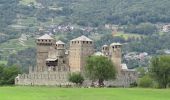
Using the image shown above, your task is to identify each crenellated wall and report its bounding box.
[15,71,72,86]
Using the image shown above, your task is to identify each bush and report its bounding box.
[138,75,153,88]
[0,64,20,85]
[69,73,84,85]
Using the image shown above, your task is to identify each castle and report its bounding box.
[15,34,137,87]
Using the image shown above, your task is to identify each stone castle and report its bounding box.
[15,34,137,87]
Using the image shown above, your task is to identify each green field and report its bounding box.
[114,32,144,40]
[0,86,169,100]
[20,0,37,5]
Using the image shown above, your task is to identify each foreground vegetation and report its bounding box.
[0,86,170,100]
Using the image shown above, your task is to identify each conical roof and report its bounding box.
[94,52,104,56]
[56,40,65,44]
[102,44,108,47]
[37,34,54,40]
[71,35,92,41]
[110,42,122,46]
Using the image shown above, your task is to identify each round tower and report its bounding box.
[102,45,109,57]
[69,35,94,72]
[110,43,122,74]
[36,34,55,72]
[55,40,65,57]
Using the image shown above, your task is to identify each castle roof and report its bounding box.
[94,52,104,56]
[56,40,65,45]
[110,42,122,46]
[37,34,54,40]
[102,44,108,47]
[71,35,92,42]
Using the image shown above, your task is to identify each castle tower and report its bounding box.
[56,40,67,71]
[46,40,66,71]
[102,45,109,57]
[69,35,94,72]
[109,43,122,74]
[55,40,65,57]
[36,34,55,72]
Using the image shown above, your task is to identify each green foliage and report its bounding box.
[150,55,170,88]
[85,56,116,86]
[138,75,153,88]
[124,33,170,54]
[0,64,20,85]
[137,67,147,78]
[7,47,36,72]
[123,23,158,35]
[69,73,84,85]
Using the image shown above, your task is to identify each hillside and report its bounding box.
[1,0,170,69]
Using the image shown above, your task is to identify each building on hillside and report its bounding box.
[15,34,137,87]
[163,24,170,32]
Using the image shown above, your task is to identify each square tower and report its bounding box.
[36,34,55,72]
[69,35,94,72]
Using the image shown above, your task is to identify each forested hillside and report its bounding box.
[36,0,170,26]
[1,0,170,70]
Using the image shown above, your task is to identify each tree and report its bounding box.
[138,74,153,88]
[85,56,116,87]
[150,55,170,88]
[69,73,84,85]
[0,64,20,85]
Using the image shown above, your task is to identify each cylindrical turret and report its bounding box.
[55,40,65,57]
[102,45,109,57]
[110,43,122,74]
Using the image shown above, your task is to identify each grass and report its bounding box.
[0,38,35,52]
[0,60,7,65]
[114,32,144,40]
[0,86,169,100]
[20,0,37,5]
[0,38,35,58]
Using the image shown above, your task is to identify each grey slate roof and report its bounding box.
[71,35,92,41]
[110,42,122,46]
[37,34,54,40]
[56,40,65,44]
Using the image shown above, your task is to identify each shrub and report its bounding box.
[69,73,84,85]
[138,75,153,88]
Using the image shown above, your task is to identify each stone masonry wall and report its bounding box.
[15,71,72,86]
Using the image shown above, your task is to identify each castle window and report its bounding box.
[45,40,47,42]
[78,41,79,44]
[83,41,85,44]
[87,41,88,44]
[42,40,44,42]
[49,40,51,42]
[90,41,92,44]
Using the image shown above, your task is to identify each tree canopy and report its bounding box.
[150,55,170,88]
[85,56,116,87]
[0,64,20,85]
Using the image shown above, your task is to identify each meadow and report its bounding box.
[0,86,169,100]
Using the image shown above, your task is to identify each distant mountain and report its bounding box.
[1,0,170,68]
